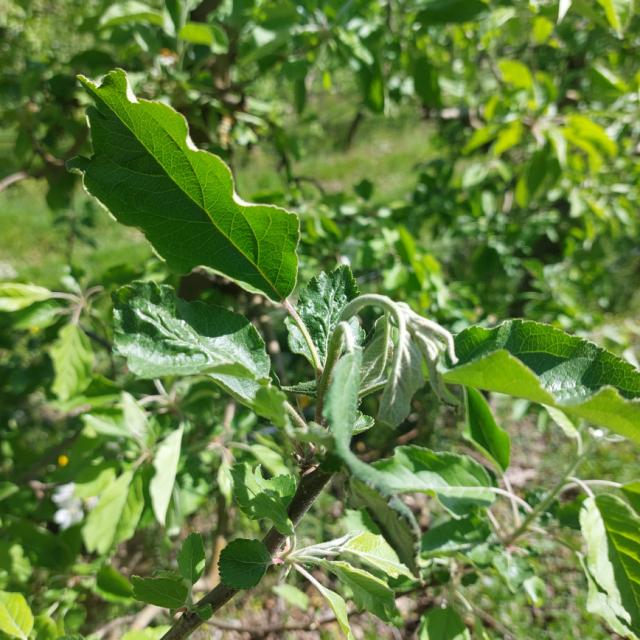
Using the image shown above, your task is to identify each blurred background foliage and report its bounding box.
[0,0,639,638]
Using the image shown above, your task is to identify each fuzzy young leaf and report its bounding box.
[418,607,470,640]
[322,560,399,622]
[113,282,285,421]
[72,69,298,300]
[177,533,206,584]
[361,316,392,388]
[0,592,33,640]
[286,266,361,366]
[131,575,188,609]
[50,324,94,401]
[150,425,183,526]
[218,539,271,589]
[464,387,510,471]
[231,464,296,535]
[442,320,640,444]
[377,327,424,427]
[580,494,640,637]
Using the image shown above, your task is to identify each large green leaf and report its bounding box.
[113,281,283,419]
[581,494,640,637]
[71,69,298,300]
[50,324,94,401]
[442,320,640,444]
[150,425,183,526]
[286,266,361,366]
[0,592,33,640]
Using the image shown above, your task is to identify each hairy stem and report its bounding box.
[159,465,332,640]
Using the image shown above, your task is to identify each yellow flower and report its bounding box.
[57,454,69,467]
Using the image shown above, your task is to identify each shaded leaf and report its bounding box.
[419,607,470,639]
[464,387,510,471]
[417,0,487,25]
[131,575,188,609]
[177,533,206,584]
[113,281,284,420]
[73,69,298,300]
[231,463,296,535]
[421,514,491,558]
[322,560,399,622]
[219,539,271,589]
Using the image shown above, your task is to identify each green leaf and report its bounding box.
[96,565,134,598]
[421,514,491,558]
[418,607,470,639]
[178,22,228,52]
[0,283,52,312]
[83,471,133,554]
[50,324,94,401]
[177,533,206,584]
[304,578,354,640]
[113,282,283,418]
[73,69,299,300]
[322,560,399,622]
[350,480,419,576]
[464,388,510,471]
[131,575,188,609]
[0,592,33,640]
[218,539,271,589]
[231,463,296,535]
[417,0,488,25]
[342,531,412,580]
[114,471,145,545]
[442,320,640,444]
[622,482,640,515]
[370,446,495,516]
[597,0,633,35]
[99,1,164,28]
[272,584,309,610]
[580,494,640,637]
[544,405,581,442]
[286,266,360,366]
[150,425,183,526]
